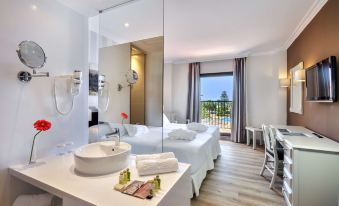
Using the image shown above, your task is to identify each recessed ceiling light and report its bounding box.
[31,4,37,11]
[124,23,130,28]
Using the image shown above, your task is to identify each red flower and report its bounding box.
[34,120,52,131]
[120,112,128,120]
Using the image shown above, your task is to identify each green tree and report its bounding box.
[220,91,229,101]
[201,100,216,119]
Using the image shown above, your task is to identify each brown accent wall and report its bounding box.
[287,0,339,142]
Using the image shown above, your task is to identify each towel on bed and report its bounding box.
[136,152,175,162]
[187,122,208,133]
[136,158,179,176]
[168,128,197,141]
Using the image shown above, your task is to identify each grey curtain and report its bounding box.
[186,62,201,123]
[231,58,247,143]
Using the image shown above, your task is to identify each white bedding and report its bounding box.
[118,123,221,196]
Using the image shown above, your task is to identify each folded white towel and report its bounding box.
[168,128,197,141]
[136,152,175,162]
[13,193,53,206]
[137,158,179,176]
[187,122,208,133]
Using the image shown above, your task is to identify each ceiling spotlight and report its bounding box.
[124,23,130,28]
[31,4,37,11]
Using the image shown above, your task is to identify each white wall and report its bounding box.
[163,63,173,118]
[98,43,131,123]
[200,59,233,74]
[169,63,189,123]
[246,51,287,127]
[145,51,164,126]
[165,53,287,127]
[0,0,88,205]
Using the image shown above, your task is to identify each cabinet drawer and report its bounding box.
[283,147,293,160]
[283,167,293,189]
[284,156,293,174]
[283,182,293,206]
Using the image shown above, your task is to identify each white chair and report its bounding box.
[260,124,284,189]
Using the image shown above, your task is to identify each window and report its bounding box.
[200,72,233,133]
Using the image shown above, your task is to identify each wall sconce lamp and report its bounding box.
[279,78,290,88]
[294,69,305,83]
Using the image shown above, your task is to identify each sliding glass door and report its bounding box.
[200,72,233,134]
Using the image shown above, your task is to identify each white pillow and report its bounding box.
[124,124,150,137]
[109,123,127,136]
[163,113,171,125]
[135,125,150,136]
[124,124,137,137]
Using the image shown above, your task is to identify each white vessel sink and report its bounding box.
[74,141,131,176]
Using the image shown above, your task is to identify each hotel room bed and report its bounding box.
[119,123,221,196]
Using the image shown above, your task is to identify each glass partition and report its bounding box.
[88,0,164,154]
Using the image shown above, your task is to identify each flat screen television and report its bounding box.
[305,56,337,102]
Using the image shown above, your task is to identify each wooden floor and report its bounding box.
[191,141,284,206]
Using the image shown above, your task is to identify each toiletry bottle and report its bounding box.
[123,170,128,183]
[119,172,124,185]
[126,168,131,181]
[156,175,161,190]
[153,177,158,192]
[151,179,157,192]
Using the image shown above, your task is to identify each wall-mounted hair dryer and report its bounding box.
[71,70,82,96]
[54,70,83,115]
[98,74,110,112]
[98,74,106,95]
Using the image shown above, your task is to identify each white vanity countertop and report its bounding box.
[9,154,190,206]
[271,125,339,153]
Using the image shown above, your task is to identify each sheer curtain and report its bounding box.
[231,58,247,143]
[186,62,201,123]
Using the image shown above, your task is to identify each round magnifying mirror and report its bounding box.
[17,41,46,69]
[126,70,138,85]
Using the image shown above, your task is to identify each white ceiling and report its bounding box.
[57,0,128,16]
[59,0,327,63]
[165,0,326,63]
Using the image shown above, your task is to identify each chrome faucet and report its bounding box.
[105,128,121,148]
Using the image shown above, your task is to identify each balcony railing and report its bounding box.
[200,100,232,131]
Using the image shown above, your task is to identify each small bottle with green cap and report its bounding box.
[126,168,131,181]
[119,172,124,185]
[123,170,128,183]
[153,177,159,192]
[156,175,161,190]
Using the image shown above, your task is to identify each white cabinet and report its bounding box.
[273,126,339,206]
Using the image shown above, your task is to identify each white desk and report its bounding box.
[271,125,339,206]
[9,154,191,206]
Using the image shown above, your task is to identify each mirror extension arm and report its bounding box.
[18,69,49,83]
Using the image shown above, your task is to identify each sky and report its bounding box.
[200,75,233,101]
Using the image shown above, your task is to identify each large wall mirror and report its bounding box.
[88,0,164,154]
[290,62,303,114]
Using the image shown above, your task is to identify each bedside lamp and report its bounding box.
[279,78,290,88]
